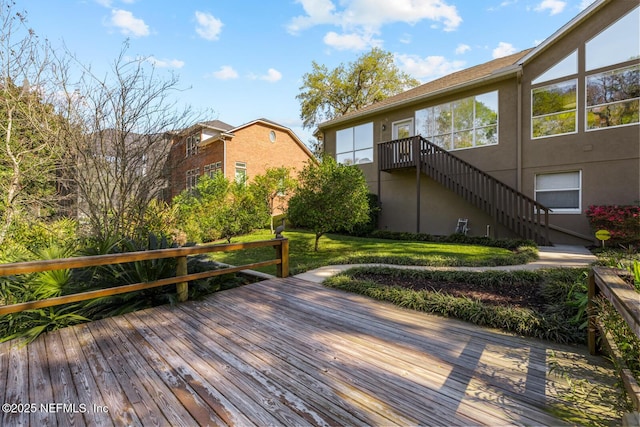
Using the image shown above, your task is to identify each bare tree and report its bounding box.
[0,1,69,246]
[59,43,200,241]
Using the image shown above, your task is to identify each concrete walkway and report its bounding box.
[293,245,597,284]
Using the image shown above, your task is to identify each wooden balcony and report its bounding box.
[0,277,618,426]
[379,136,550,245]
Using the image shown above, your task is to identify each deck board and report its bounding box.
[0,277,619,426]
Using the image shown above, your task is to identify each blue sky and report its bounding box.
[23,0,596,144]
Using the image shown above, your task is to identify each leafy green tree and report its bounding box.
[173,173,268,243]
[288,157,370,251]
[251,167,297,233]
[297,47,420,130]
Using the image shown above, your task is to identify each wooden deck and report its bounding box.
[0,277,617,426]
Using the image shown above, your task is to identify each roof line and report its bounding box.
[517,0,608,65]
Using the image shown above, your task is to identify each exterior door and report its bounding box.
[392,119,414,162]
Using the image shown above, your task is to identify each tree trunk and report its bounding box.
[314,233,322,252]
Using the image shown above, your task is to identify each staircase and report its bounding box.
[379,136,551,245]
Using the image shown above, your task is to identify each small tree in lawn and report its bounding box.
[252,167,297,233]
[288,156,370,251]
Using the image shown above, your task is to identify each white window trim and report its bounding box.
[585,64,640,133]
[392,118,414,139]
[534,170,582,214]
[415,91,499,151]
[531,79,578,140]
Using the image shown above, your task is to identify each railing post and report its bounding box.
[587,269,599,355]
[176,256,188,302]
[275,238,289,278]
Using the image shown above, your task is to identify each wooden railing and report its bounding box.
[588,267,640,415]
[379,136,550,245]
[0,238,289,316]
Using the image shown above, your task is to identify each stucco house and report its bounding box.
[166,118,314,201]
[317,0,639,245]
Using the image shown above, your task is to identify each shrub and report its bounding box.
[586,205,640,246]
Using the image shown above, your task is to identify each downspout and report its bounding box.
[223,138,227,179]
[516,68,523,192]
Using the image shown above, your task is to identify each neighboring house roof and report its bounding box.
[200,120,235,132]
[318,0,610,130]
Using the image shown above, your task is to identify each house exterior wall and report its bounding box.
[320,0,639,244]
[225,122,312,183]
[519,0,640,241]
[166,121,314,208]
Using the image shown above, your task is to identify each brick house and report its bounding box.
[317,0,639,245]
[166,118,314,201]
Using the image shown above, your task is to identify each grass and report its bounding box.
[209,229,537,275]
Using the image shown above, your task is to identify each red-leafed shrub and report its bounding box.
[585,205,640,245]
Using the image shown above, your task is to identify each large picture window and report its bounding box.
[336,122,373,165]
[415,91,498,150]
[585,6,639,71]
[535,171,581,213]
[531,80,577,138]
[586,64,639,130]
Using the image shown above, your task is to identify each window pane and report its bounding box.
[336,128,353,153]
[475,126,498,146]
[537,172,580,190]
[587,65,640,106]
[587,99,640,129]
[532,50,578,84]
[532,112,576,137]
[532,80,577,116]
[434,103,452,135]
[453,98,474,131]
[453,130,473,149]
[336,152,354,165]
[430,134,451,150]
[354,148,374,164]
[586,6,640,71]
[415,108,433,136]
[474,92,498,127]
[354,123,373,150]
[537,190,580,209]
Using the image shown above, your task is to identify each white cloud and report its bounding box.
[534,0,566,15]
[288,0,462,50]
[195,11,223,41]
[323,31,381,51]
[260,68,283,83]
[455,43,470,54]
[492,41,516,58]
[146,57,184,69]
[212,66,238,80]
[109,9,149,37]
[395,54,465,81]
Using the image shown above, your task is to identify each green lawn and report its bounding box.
[209,229,535,275]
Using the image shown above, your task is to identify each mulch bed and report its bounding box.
[352,272,547,311]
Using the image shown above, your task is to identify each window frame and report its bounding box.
[585,63,640,132]
[235,161,247,184]
[534,170,582,214]
[531,78,578,140]
[185,134,200,157]
[335,122,374,165]
[415,91,499,151]
[186,168,200,191]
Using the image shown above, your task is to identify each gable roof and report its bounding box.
[318,0,612,130]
